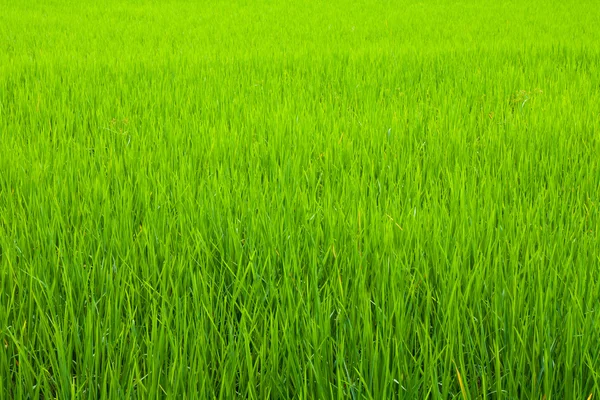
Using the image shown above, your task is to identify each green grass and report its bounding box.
[1,0,599,398]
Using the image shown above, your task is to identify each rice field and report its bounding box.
[1,0,599,398]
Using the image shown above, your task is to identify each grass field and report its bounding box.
[1,0,599,398]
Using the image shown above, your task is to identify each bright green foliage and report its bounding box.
[1,0,599,398]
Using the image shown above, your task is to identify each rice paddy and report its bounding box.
[1,0,599,398]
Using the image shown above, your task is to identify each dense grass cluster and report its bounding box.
[1,0,599,398]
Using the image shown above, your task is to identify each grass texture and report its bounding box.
[1,0,599,398]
